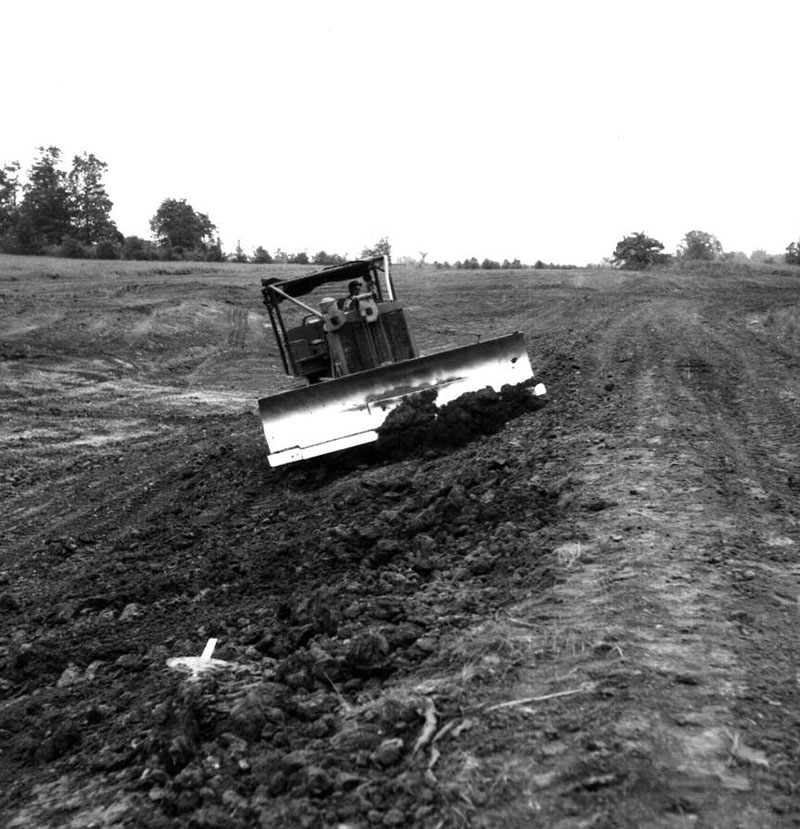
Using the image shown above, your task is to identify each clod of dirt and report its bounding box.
[376,381,546,459]
[0,591,21,611]
[371,737,405,767]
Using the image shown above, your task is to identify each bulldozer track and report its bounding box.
[226,305,248,351]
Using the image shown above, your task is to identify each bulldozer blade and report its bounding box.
[258,332,538,467]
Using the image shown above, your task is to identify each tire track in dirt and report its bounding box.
[227,305,248,351]
[180,301,263,390]
[468,298,800,827]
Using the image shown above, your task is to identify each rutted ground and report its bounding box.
[0,257,799,828]
[470,292,800,827]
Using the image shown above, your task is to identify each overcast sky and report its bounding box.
[5,1,798,265]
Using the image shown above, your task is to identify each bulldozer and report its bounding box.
[258,255,544,466]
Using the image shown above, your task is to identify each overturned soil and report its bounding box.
[1,256,800,828]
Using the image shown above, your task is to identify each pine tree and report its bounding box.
[68,152,118,244]
[18,146,72,249]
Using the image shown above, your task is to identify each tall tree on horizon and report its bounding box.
[360,236,392,259]
[68,152,119,244]
[17,146,72,250]
[0,160,20,237]
[150,197,217,256]
[678,230,723,261]
[611,232,669,270]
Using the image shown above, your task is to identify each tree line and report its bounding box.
[0,146,223,260]
[432,258,576,270]
[0,146,392,264]
[4,148,799,269]
[611,230,800,269]
[0,147,122,257]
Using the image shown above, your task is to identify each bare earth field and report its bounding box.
[1,254,799,828]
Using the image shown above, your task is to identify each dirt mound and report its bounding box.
[376,381,547,459]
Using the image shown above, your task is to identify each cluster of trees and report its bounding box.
[232,247,335,266]
[610,232,671,269]
[439,257,519,270]
[0,146,392,265]
[612,229,800,270]
[611,229,727,269]
[87,197,225,262]
[0,147,121,257]
[433,258,576,270]
[0,146,223,260]
[228,238,392,266]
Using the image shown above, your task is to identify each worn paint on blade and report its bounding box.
[364,376,462,405]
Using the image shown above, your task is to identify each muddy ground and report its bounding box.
[1,255,799,828]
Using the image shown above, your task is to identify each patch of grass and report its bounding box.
[554,541,583,568]
[673,259,796,279]
[440,621,535,685]
[764,304,800,343]
[541,623,595,658]
[0,253,316,286]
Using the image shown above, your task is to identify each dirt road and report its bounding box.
[1,256,799,827]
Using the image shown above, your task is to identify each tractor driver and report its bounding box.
[338,280,362,311]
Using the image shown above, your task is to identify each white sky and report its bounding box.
[4,0,799,264]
